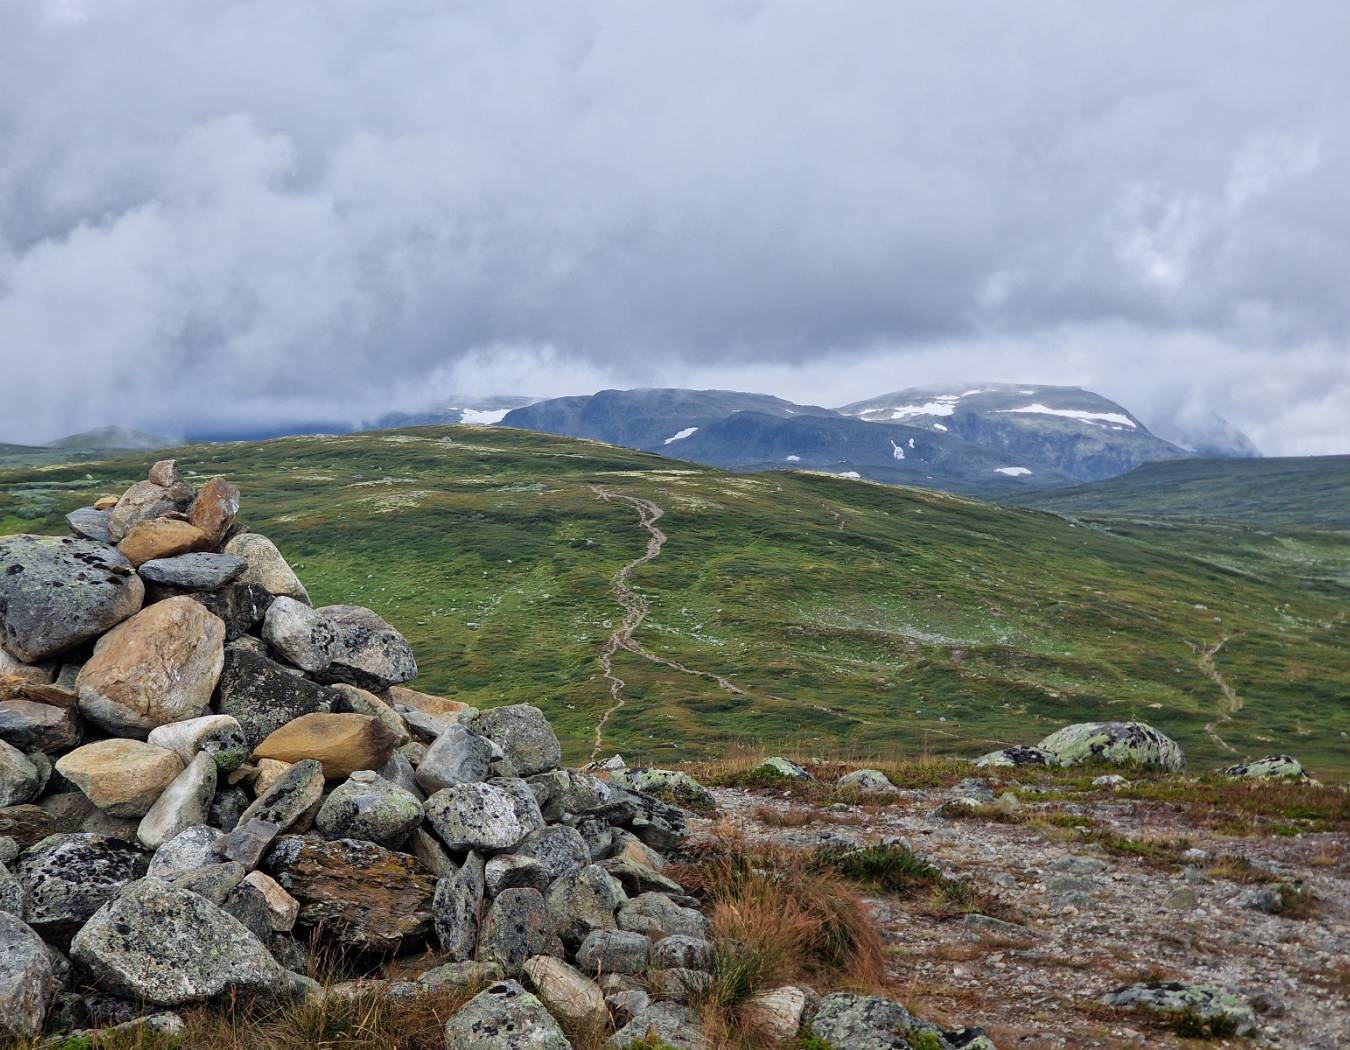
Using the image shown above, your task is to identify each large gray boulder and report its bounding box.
[607,1001,706,1049]
[1102,982,1256,1035]
[424,779,545,854]
[577,928,650,975]
[314,770,423,847]
[0,536,144,663]
[434,851,485,961]
[0,912,59,1041]
[262,598,418,690]
[616,891,708,939]
[1037,721,1184,771]
[468,705,561,777]
[235,760,325,835]
[0,740,41,807]
[16,832,149,941]
[70,878,286,1006]
[547,863,627,949]
[513,825,589,883]
[222,534,310,604]
[214,650,339,750]
[415,724,492,793]
[137,552,248,590]
[808,992,918,1050]
[146,824,225,880]
[475,888,563,976]
[1223,754,1309,781]
[443,980,571,1050]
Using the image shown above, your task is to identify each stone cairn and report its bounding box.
[0,460,717,1048]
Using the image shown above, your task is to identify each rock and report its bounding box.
[424,779,546,854]
[752,756,812,781]
[0,912,59,1041]
[605,787,690,851]
[16,833,149,940]
[253,713,398,779]
[547,863,626,949]
[411,828,456,877]
[576,928,649,975]
[443,980,571,1050]
[223,878,274,943]
[250,758,295,797]
[1093,774,1129,788]
[0,699,82,754]
[138,552,248,590]
[1102,981,1256,1035]
[0,740,41,807]
[809,992,923,1050]
[377,749,423,798]
[476,888,563,976]
[188,478,241,545]
[386,685,474,721]
[605,988,649,1028]
[60,1010,187,1046]
[137,753,217,849]
[171,862,246,905]
[416,723,492,793]
[434,851,486,960]
[1223,754,1309,781]
[418,959,501,994]
[485,854,552,896]
[613,767,716,810]
[242,871,298,932]
[0,862,20,916]
[0,805,55,848]
[70,878,285,1006]
[220,819,281,870]
[215,650,339,749]
[223,534,310,603]
[75,596,225,736]
[513,824,590,883]
[263,835,435,953]
[617,892,708,939]
[314,770,423,847]
[0,834,16,864]
[66,506,114,543]
[185,583,272,641]
[330,683,410,747]
[55,740,183,817]
[148,459,181,487]
[1036,721,1184,772]
[0,536,144,663]
[743,985,812,1042]
[92,495,119,511]
[837,768,899,793]
[467,705,561,776]
[235,760,325,833]
[974,745,1056,769]
[523,954,608,1030]
[117,519,208,568]
[146,825,224,879]
[209,784,251,832]
[1163,885,1199,912]
[599,857,683,896]
[608,1002,706,1050]
[650,934,715,971]
[107,481,185,543]
[262,598,420,690]
[148,714,249,773]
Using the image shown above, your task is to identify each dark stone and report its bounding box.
[214,651,338,750]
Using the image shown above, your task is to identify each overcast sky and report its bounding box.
[2,1,1348,454]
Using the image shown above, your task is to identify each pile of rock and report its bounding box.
[0,461,715,1047]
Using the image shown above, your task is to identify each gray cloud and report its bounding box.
[1,1,1347,453]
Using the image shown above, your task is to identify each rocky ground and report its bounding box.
[704,776,1349,1049]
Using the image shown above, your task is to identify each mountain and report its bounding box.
[2,424,1346,774]
[45,425,174,450]
[1152,409,1262,459]
[837,384,1190,482]
[370,395,540,429]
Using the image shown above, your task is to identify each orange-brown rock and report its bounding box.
[116,519,207,568]
[385,685,474,720]
[76,597,225,736]
[252,713,397,779]
[93,495,119,511]
[189,477,241,545]
[54,738,184,817]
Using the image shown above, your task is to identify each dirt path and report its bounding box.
[1197,636,1242,752]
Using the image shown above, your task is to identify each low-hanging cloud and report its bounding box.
[1,1,1347,453]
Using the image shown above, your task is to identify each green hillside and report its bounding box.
[1015,455,1350,529]
[1,426,1347,776]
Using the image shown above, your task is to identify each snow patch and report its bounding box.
[907,437,915,449]
[458,408,509,425]
[995,466,1033,477]
[663,427,699,444]
[837,470,861,479]
[932,423,948,432]
[997,404,1136,428]
[785,454,801,462]
[889,440,905,460]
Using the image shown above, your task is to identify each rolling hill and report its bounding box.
[1,426,1345,776]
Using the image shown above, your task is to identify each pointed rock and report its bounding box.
[137,753,218,849]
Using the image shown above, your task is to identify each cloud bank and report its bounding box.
[1,1,1347,453]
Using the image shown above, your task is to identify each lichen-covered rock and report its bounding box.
[523,954,607,1029]
[599,857,683,896]
[424,779,545,854]
[476,888,563,976]
[262,598,418,690]
[252,712,398,779]
[650,934,715,972]
[752,756,812,781]
[0,740,41,807]
[416,723,492,794]
[263,835,435,952]
[577,928,649,975]
[809,992,916,1049]
[66,506,113,543]
[743,985,813,1043]
[146,824,224,880]
[223,534,310,604]
[235,759,325,833]
[443,980,571,1050]
[547,863,626,949]
[75,597,225,736]
[137,753,218,849]
[1223,755,1309,781]
[0,862,21,916]
[70,878,285,1006]
[184,583,272,642]
[613,767,715,810]
[434,851,485,961]
[485,853,551,896]
[467,705,561,777]
[617,891,708,939]
[1102,981,1256,1035]
[605,786,690,851]
[837,768,899,792]
[148,714,249,774]
[137,552,248,590]
[0,911,59,1041]
[607,1001,707,1050]
[16,833,150,940]
[974,746,1056,769]
[214,650,339,750]
[0,536,144,664]
[1037,721,1184,772]
[314,770,423,847]
[55,739,184,817]
[513,824,590,883]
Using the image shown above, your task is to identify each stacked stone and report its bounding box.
[0,461,708,1048]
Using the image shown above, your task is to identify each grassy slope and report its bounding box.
[1014,454,1350,529]
[1,426,1346,776]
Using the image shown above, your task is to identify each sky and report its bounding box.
[1,1,1348,455]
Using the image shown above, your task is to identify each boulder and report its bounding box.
[314,770,423,847]
[0,699,82,754]
[605,787,690,851]
[148,459,181,487]
[235,759,325,833]
[650,934,715,971]
[0,740,41,807]
[616,892,708,939]
[484,854,552,896]
[219,819,281,871]
[116,519,208,568]
[523,954,608,1030]
[0,536,144,663]
[576,929,649,975]
[417,959,501,995]
[329,684,410,747]
[434,851,486,961]
[138,552,248,590]
[75,596,225,736]
[137,753,218,849]
[547,863,627,949]
[607,1002,706,1050]
[0,862,21,916]
[15,833,149,940]
[837,768,899,793]
[476,888,563,976]
[0,912,59,1041]
[223,534,310,603]
[468,705,560,776]
[1037,721,1184,772]
[70,878,286,1006]
[263,599,418,690]
[513,824,590,883]
[416,723,492,793]
[0,805,56,848]
[184,583,272,641]
[147,714,249,773]
[612,767,715,810]
[443,980,571,1050]
[66,506,113,543]
[386,684,474,720]
[107,481,186,543]
[145,825,224,880]
[252,713,398,779]
[743,985,813,1042]
[751,756,812,781]
[263,835,435,953]
[172,862,246,905]
[1223,755,1309,781]
[214,650,338,749]
[1102,981,1256,1035]
[55,739,184,817]
[599,857,683,896]
[242,871,299,932]
[424,779,545,854]
[809,992,917,1050]
[188,478,241,546]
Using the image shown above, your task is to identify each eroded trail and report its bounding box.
[1197,635,1242,752]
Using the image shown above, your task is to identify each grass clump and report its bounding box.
[1166,1007,1241,1039]
[813,842,940,894]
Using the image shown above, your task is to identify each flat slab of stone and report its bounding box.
[55,739,184,817]
[137,553,248,590]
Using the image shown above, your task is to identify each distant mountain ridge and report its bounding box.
[45,425,173,450]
